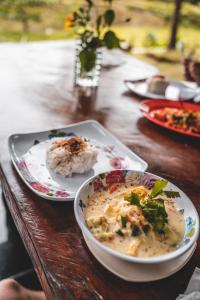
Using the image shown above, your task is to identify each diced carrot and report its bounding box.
[108,183,119,193]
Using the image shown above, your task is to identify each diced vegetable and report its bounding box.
[121,216,127,228]
[142,224,150,234]
[129,240,141,256]
[131,224,141,236]
[116,229,124,236]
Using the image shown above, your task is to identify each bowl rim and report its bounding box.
[74,170,200,264]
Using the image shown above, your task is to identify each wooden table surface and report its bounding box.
[0,40,199,300]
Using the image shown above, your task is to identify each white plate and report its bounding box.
[84,233,196,282]
[9,120,147,201]
[125,79,197,101]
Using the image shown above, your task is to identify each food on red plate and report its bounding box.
[151,107,200,134]
[147,75,169,95]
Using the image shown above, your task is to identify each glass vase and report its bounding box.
[74,44,102,88]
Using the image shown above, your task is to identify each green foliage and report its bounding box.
[68,0,121,73]
[0,0,52,32]
[187,0,200,4]
[103,30,120,49]
[143,32,159,48]
[104,9,115,26]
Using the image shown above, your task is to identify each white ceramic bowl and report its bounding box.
[74,170,199,264]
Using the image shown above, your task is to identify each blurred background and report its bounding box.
[0,0,199,292]
[0,0,200,79]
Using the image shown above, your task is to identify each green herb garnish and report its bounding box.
[121,216,128,228]
[145,180,180,232]
[123,179,180,235]
[150,180,168,197]
[142,197,168,232]
[124,193,140,206]
[116,229,124,237]
[131,224,141,236]
[142,224,150,234]
[163,190,180,198]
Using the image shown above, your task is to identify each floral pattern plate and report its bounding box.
[9,120,147,201]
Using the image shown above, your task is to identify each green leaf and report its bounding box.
[96,15,102,31]
[87,37,99,49]
[142,196,168,233]
[153,214,165,232]
[143,207,157,223]
[103,30,120,49]
[124,193,140,206]
[116,229,124,237]
[79,8,84,14]
[85,0,93,7]
[150,180,168,198]
[121,216,127,228]
[104,9,115,26]
[73,11,80,21]
[131,224,141,237]
[164,190,180,198]
[130,193,140,206]
[142,224,150,234]
[79,48,96,73]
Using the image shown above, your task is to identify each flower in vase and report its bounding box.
[64,16,74,30]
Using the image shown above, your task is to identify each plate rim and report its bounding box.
[8,120,148,201]
[84,232,197,282]
[125,79,195,101]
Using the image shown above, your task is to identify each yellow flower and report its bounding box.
[64,15,74,30]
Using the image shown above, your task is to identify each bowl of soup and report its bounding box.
[74,170,199,264]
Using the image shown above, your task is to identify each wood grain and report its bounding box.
[0,41,199,300]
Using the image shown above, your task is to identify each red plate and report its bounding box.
[140,99,200,138]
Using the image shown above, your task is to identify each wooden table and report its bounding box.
[0,40,199,300]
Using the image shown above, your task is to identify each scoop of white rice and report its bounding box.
[46,136,97,176]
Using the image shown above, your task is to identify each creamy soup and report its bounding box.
[85,183,184,258]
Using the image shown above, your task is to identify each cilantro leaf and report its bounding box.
[116,229,124,237]
[124,193,140,206]
[142,224,150,234]
[142,207,157,223]
[153,214,166,232]
[121,216,127,228]
[131,224,141,236]
[150,180,168,198]
[142,198,168,233]
[134,179,180,234]
[164,190,180,198]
